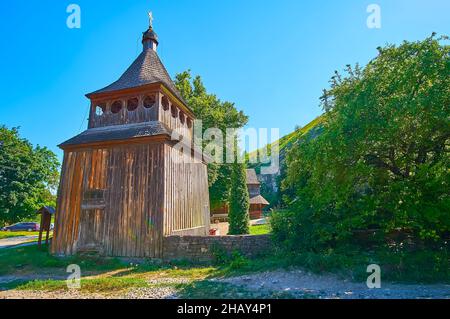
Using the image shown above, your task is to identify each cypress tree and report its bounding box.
[228,160,250,235]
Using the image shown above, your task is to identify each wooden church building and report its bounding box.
[211,169,269,222]
[246,169,270,220]
[52,17,210,258]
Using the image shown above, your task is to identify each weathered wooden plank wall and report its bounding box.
[52,139,210,258]
[163,144,210,236]
[52,143,165,257]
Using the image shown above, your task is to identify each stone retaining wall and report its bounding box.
[162,235,272,262]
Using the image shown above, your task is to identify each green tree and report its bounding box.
[279,34,450,250]
[174,70,249,210]
[228,158,250,235]
[0,126,60,225]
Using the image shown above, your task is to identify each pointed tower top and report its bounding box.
[148,11,153,28]
[86,12,189,111]
[142,12,158,51]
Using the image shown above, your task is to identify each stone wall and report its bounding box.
[162,235,272,263]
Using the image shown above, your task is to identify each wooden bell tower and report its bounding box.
[52,15,210,258]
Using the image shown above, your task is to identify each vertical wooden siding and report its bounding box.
[52,139,210,257]
[163,144,210,236]
[52,143,165,257]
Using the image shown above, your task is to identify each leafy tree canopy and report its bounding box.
[279,34,449,249]
[174,71,249,209]
[0,126,60,225]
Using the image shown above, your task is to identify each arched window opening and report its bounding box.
[179,111,185,124]
[186,118,193,129]
[161,96,169,111]
[171,104,178,118]
[127,98,139,111]
[111,101,123,114]
[95,103,106,116]
[143,95,156,109]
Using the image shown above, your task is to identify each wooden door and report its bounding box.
[77,209,105,252]
[77,148,108,253]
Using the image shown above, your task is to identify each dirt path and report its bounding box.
[0,236,39,249]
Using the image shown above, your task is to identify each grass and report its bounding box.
[4,265,219,294]
[1,234,448,298]
[15,277,149,293]
[0,245,322,298]
[0,243,274,297]
[10,272,262,297]
[248,115,325,163]
[7,272,300,298]
[249,224,271,235]
[0,231,42,239]
[0,244,125,276]
[158,266,216,279]
[0,244,221,296]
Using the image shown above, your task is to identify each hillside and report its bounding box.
[248,114,325,207]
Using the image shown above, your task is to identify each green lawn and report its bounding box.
[249,224,271,235]
[0,244,124,276]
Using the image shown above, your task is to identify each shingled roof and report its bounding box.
[59,121,171,148]
[87,48,187,109]
[246,169,260,185]
[249,195,270,205]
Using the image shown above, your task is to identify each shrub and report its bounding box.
[280,35,450,250]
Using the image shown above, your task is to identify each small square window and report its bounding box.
[82,189,106,210]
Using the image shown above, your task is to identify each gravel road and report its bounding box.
[0,236,39,249]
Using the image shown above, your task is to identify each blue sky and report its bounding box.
[0,0,448,161]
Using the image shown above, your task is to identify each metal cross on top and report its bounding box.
[148,11,153,28]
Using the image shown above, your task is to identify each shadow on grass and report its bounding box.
[1,244,126,273]
[0,244,134,292]
[0,243,290,298]
[0,245,218,294]
[3,241,447,297]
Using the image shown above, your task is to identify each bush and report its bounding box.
[211,243,249,270]
[280,35,450,250]
[211,243,230,265]
[271,210,450,283]
[228,251,250,270]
